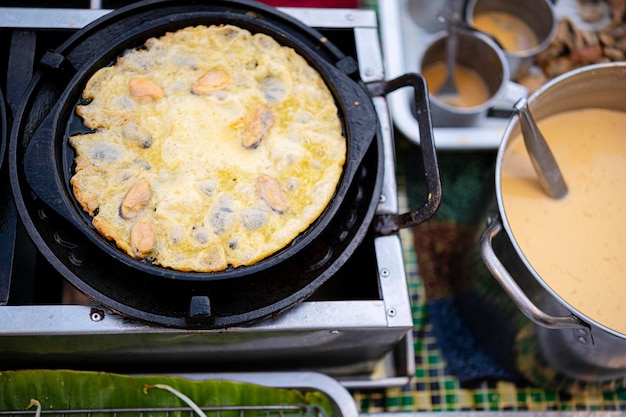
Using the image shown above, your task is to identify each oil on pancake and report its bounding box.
[69,25,346,272]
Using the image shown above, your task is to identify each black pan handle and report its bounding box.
[23,106,78,225]
[367,73,442,235]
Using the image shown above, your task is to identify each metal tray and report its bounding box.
[378,0,609,150]
[0,372,359,417]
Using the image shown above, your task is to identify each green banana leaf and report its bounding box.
[0,369,333,417]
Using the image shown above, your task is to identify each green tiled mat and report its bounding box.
[349,138,626,412]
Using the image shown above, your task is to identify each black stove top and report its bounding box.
[0,5,415,387]
[1,2,382,308]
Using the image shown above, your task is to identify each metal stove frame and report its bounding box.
[0,6,413,389]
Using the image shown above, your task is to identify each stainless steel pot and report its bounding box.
[474,63,626,392]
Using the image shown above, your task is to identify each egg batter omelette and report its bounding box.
[69,25,346,272]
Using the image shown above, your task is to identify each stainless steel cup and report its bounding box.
[419,29,527,127]
[466,0,557,80]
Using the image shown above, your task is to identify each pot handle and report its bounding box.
[480,216,587,330]
[367,73,442,234]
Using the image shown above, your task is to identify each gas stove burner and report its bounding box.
[10,0,390,329]
[8,0,440,330]
[1,5,438,381]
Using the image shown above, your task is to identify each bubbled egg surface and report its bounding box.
[69,25,346,272]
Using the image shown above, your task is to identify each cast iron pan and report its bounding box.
[10,0,441,327]
[23,1,381,281]
[21,0,440,281]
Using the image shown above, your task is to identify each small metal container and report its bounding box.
[466,0,557,80]
[418,29,526,127]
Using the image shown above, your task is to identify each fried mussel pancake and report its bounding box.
[69,25,346,272]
